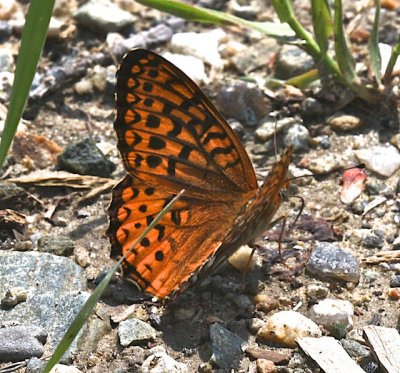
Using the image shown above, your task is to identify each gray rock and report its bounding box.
[390,275,400,288]
[301,97,324,117]
[57,137,115,177]
[0,252,89,357]
[283,123,310,151]
[74,0,136,33]
[365,181,386,195]
[275,45,315,79]
[215,81,269,126]
[306,242,360,283]
[340,338,370,359]
[37,234,75,256]
[0,182,30,210]
[230,0,259,19]
[209,323,246,370]
[362,233,384,248]
[230,39,279,74]
[233,294,253,311]
[0,326,46,362]
[305,283,329,300]
[254,116,296,143]
[118,318,157,347]
[26,357,46,373]
[107,24,173,57]
[0,47,13,72]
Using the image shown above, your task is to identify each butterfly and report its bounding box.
[107,49,293,300]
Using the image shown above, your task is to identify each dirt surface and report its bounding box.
[1,0,400,372]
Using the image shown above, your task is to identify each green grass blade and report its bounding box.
[382,37,400,84]
[333,0,357,82]
[368,0,381,85]
[43,189,185,373]
[286,68,319,89]
[0,0,55,169]
[271,0,293,23]
[135,0,294,39]
[311,0,332,55]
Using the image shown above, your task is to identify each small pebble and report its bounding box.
[209,323,246,370]
[305,283,329,300]
[254,294,279,313]
[74,0,136,32]
[246,346,290,364]
[327,113,363,131]
[275,45,315,79]
[0,0,19,20]
[170,29,225,68]
[301,97,324,117]
[37,234,75,256]
[355,145,400,177]
[215,81,269,126]
[141,346,189,373]
[118,318,157,347]
[1,287,27,308]
[362,234,384,248]
[283,123,310,151]
[256,358,276,373]
[255,116,296,143]
[340,338,370,359]
[309,299,354,338]
[390,275,400,288]
[256,311,322,347]
[228,245,255,273]
[229,39,279,74]
[388,288,400,300]
[306,242,360,283]
[233,294,253,311]
[365,182,386,195]
[247,318,266,334]
[57,137,115,177]
[163,52,207,84]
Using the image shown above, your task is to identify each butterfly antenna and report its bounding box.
[273,116,279,159]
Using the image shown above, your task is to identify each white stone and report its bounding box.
[257,310,322,347]
[140,350,189,373]
[50,364,83,373]
[170,29,226,68]
[309,299,354,334]
[355,145,400,177]
[74,0,135,32]
[162,53,207,84]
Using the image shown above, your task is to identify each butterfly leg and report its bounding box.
[239,244,257,291]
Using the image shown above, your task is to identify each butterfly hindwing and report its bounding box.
[107,175,242,298]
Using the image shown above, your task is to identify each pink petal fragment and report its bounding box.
[340,168,367,204]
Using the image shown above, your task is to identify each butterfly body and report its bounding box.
[107,49,292,299]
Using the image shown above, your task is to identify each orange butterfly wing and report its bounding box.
[108,48,292,299]
[108,175,243,299]
[113,49,257,200]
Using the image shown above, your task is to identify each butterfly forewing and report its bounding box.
[115,49,257,200]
